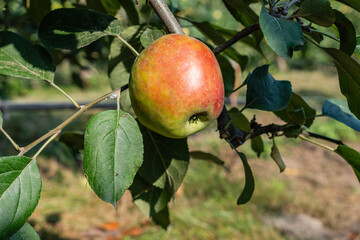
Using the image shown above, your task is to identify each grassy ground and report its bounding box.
[1,69,360,239]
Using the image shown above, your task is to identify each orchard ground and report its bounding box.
[1,69,359,239]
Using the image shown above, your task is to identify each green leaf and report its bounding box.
[140,28,166,48]
[119,0,139,25]
[108,25,145,111]
[138,123,189,196]
[222,0,263,47]
[0,156,42,239]
[236,152,255,205]
[130,175,171,217]
[270,140,286,172]
[0,31,55,82]
[259,7,304,59]
[28,0,51,24]
[335,0,360,12]
[189,151,225,166]
[39,8,122,50]
[83,110,144,208]
[251,136,264,158]
[152,206,170,230]
[8,222,40,240]
[333,10,356,55]
[296,0,335,27]
[274,92,316,128]
[322,99,360,132]
[246,65,292,111]
[355,36,360,59]
[335,145,360,182]
[321,48,360,119]
[216,55,235,96]
[305,28,324,44]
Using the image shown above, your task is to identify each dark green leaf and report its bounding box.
[335,0,360,12]
[190,151,225,166]
[333,10,356,55]
[216,55,235,96]
[140,28,166,48]
[274,92,316,127]
[39,8,122,50]
[296,0,335,27]
[138,123,189,196]
[119,0,139,25]
[355,36,360,59]
[152,206,170,230]
[321,48,360,119]
[28,0,51,24]
[83,110,144,208]
[0,156,42,239]
[259,7,304,59]
[0,31,55,82]
[335,145,360,182]
[130,175,171,217]
[305,28,324,44]
[322,99,360,131]
[251,136,264,158]
[246,65,292,111]
[270,140,286,172]
[59,131,84,150]
[236,152,255,205]
[108,25,145,112]
[222,0,263,47]
[0,111,3,128]
[86,0,121,15]
[8,222,40,240]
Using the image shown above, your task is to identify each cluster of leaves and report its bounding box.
[0,0,360,238]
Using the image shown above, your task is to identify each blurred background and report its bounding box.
[0,0,359,239]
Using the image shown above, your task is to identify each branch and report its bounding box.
[213,23,260,56]
[147,0,184,34]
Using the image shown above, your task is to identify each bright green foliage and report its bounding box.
[0,156,41,239]
[83,110,144,208]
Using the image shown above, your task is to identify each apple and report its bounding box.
[129,34,224,139]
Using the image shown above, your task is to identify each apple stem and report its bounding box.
[116,35,140,57]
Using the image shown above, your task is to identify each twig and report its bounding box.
[116,35,140,57]
[18,85,128,156]
[50,82,80,109]
[283,0,300,15]
[213,23,260,56]
[299,134,334,151]
[32,130,61,159]
[305,131,344,146]
[0,127,20,151]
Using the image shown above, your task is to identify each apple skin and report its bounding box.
[129,34,224,139]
